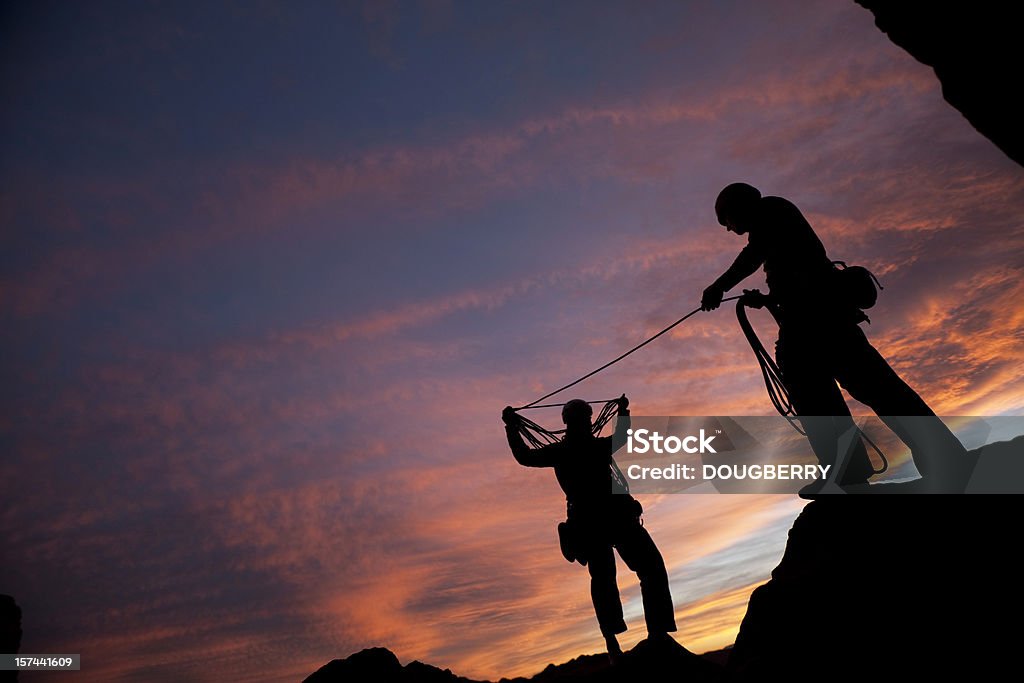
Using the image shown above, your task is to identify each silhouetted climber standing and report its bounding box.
[701,183,971,492]
[502,396,676,660]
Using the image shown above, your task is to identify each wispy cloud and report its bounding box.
[2,1,1022,682]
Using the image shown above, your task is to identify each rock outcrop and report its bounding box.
[1,595,21,683]
[729,488,1024,678]
[856,1,1024,166]
[303,638,725,683]
[303,647,483,683]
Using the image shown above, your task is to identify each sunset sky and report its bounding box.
[2,1,1023,681]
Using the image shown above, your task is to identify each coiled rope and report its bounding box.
[506,398,632,494]
[735,298,888,474]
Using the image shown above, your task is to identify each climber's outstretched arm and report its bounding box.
[702,243,766,310]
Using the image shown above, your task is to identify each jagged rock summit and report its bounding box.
[303,637,725,683]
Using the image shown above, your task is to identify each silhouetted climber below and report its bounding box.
[701,183,971,493]
[502,396,677,661]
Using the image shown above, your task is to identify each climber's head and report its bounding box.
[561,399,593,431]
[715,182,761,235]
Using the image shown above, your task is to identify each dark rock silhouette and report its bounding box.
[729,442,1024,678]
[1,595,21,683]
[303,638,725,682]
[856,1,1023,167]
[303,647,483,683]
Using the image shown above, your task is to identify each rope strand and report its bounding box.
[516,297,741,409]
[507,294,889,478]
